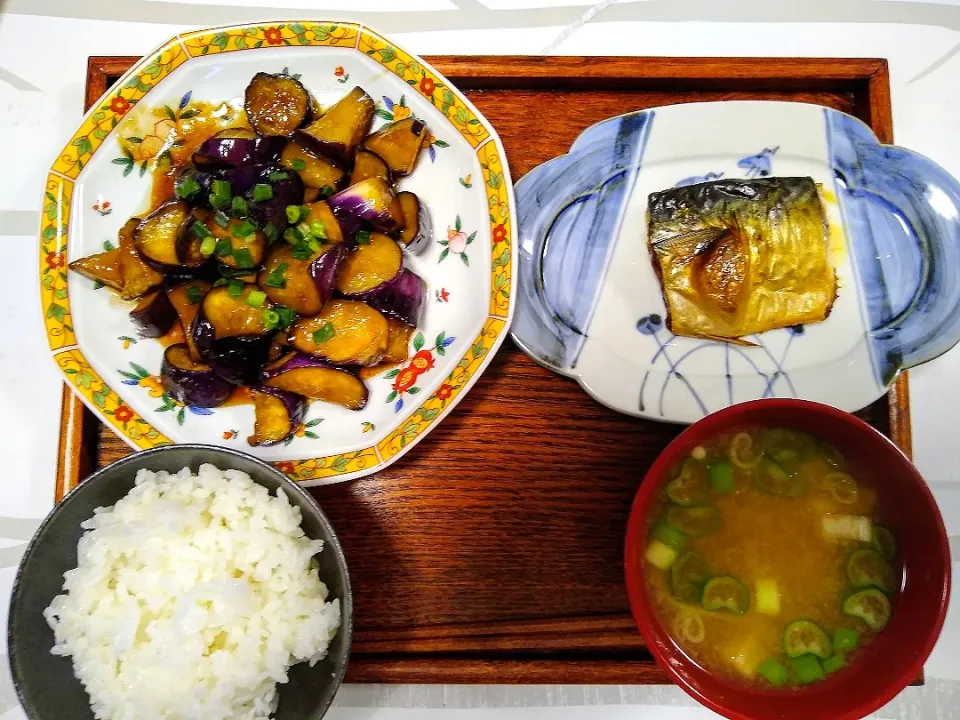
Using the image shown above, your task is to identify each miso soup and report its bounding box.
[642,427,899,687]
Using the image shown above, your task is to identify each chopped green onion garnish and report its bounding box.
[252,183,273,202]
[290,158,306,172]
[286,205,303,224]
[231,219,258,239]
[268,171,289,181]
[822,653,846,674]
[199,236,217,256]
[227,279,244,298]
[284,226,304,245]
[215,237,233,258]
[262,309,281,330]
[312,322,336,344]
[185,285,203,305]
[833,628,860,651]
[310,221,327,239]
[175,174,201,199]
[210,179,231,208]
[290,241,313,260]
[212,277,229,287]
[275,306,297,329]
[263,263,288,289]
[231,247,255,268]
[263,222,278,243]
[757,658,789,687]
[246,289,267,307]
[231,195,248,217]
[212,179,231,196]
[213,210,230,228]
[355,229,371,245]
[320,185,335,198]
[191,220,211,239]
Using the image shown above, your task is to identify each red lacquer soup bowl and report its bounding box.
[624,399,950,720]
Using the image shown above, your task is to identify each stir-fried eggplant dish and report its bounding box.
[69,74,434,446]
[648,178,836,343]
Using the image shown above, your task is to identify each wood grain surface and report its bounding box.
[72,55,910,685]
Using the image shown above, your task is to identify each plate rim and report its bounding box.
[39,20,517,485]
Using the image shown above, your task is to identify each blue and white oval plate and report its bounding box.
[512,101,960,424]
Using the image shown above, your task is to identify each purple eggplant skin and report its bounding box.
[189,310,272,385]
[192,130,286,169]
[129,291,178,338]
[263,352,369,411]
[210,335,273,386]
[328,178,404,237]
[398,191,432,255]
[310,243,349,307]
[342,267,426,327]
[247,386,306,446]
[245,164,306,231]
[160,344,234,407]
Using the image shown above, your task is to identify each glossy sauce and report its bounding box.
[643,429,899,687]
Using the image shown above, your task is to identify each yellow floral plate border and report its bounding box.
[41,22,516,485]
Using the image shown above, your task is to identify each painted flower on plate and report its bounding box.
[264,27,284,45]
[114,405,134,423]
[436,383,453,400]
[393,366,418,393]
[410,350,435,374]
[110,96,131,115]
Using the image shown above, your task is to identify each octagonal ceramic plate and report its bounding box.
[39,22,515,485]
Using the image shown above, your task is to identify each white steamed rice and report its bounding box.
[44,464,341,720]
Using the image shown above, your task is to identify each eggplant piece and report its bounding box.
[295,86,375,164]
[209,334,273,385]
[193,284,272,348]
[160,343,233,407]
[190,285,274,385]
[257,243,346,316]
[134,201,204,271]
[248,387,306,446]
[68,248,125,291]
[361,118,426,177]
[167,280,211,361]
[328,178,404,236]
[397,191,432,255]
[193,209,266,271]
[192,128,285,169]
[302,200,344,243]
[303,187,322,204]
[290,299,389,366]
[280,141,346,190]
[346,268,426,327]
[264,353,369,410]
[244,72,312,137]
[130,290,177,338]
[268,331,292,363]
[335,232,403,295]
[349,149,391,187]
[116,217,164,299]
[245,164,305,231]
[384,318,414,363]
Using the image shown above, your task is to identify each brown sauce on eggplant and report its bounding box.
[125,99,250,212]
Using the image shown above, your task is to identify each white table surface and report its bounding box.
[2,2,960,718]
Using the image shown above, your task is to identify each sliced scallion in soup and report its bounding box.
[641,426,900,688]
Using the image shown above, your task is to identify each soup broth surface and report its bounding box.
[643,428,899,687]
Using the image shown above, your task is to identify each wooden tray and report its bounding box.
[68,55,911,685]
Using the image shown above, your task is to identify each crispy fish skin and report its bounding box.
[648,177,836,342]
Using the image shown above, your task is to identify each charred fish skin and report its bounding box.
[647,177,836,342]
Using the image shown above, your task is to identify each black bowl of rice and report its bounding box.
[6,444,352,720]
